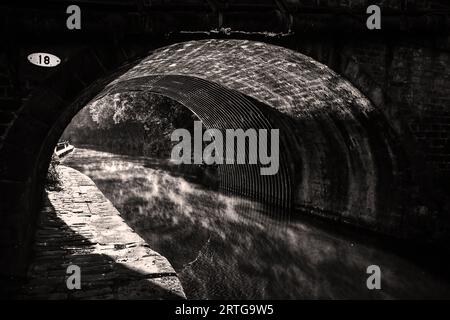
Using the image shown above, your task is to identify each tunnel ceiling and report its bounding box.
[109,39,374,116]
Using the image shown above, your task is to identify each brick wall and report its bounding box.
[0,52,19,148]
[337,39,450,192]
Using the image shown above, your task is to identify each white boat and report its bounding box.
[54,140,74,158]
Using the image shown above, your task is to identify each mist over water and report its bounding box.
[62,148,450,299]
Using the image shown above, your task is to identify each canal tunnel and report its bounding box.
[89,39,406,235]
[1,39,407,278]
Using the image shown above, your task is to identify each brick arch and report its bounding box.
[0,39,407,279]
[101,39,405,231]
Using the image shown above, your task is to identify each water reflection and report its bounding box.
[62,147,450,299]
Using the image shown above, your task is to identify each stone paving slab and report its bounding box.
[19,166,185,300]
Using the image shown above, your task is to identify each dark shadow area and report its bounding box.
[290,207,450,288]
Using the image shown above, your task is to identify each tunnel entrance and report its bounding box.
[1,39,417,286]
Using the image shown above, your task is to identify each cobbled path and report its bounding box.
[18,166,185,299]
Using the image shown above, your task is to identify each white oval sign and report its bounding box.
[27,53,61,67]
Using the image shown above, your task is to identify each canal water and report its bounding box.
[62,147,450,299]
